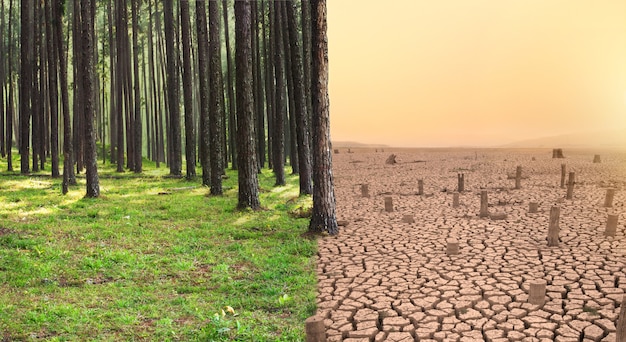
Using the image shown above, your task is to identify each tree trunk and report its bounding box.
[164,0,182,176]
[209,0,225,195]
[262,0,274,170]
[0,0,6,158]
[301,0,313,144]
[286,0,312,194]
[271,1,286,186]
[196,0,211,186]
[253,1,266,170]
[5,0,14,171]
[309,0,338,235]
[223,0,237,169]
[180,0,196,179]
[80,0,100,197]
[20,0,33,174]
[235,0,260,210]
[131,0,142,173]
[44,0,59,177]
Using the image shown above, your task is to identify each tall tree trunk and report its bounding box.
[108,0,117,164]
[72,0,84,174]
[164,0,182,176]
[115,0,125,172]
[309,0,337,235]
[5,0,14,171]
[286,0,312,194]
[271,1,286,186]
[209,0,225,195]
[262,0,274,170]
[131,0,142,173]
[223,0,237,169]
[55,0,75,191]
[301,0,313,142]
[196,0,211,186]
[180,0,196,179]
[44,0,59,177]
[19,0,33,174]
[235,0,260,210]
[80,0,100,197]
[254,1,266,170]
[0,0,5,158]
[31,0,41,173]
[281,1,298,174]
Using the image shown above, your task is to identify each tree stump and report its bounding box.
[457,173,465,192]
[402,214,414,223]
[417,179,424,196]
[604,188,616,208]
[479,190,489,218]
[333,149,339,154]
[446,239,459,255]
[565,172,575,200]
[547,206,560,247]
[384,196,393,212]
[593,154,601,163]
[385,154,397,165]
[616,296,626,342]
[452,193,460,208]
[529,280,547,306]
[305,315,326,342]
[605,214,619,237]
[552,148,564,158]
[514,166,522,189]
[529,202,538,213]
[360,184,370,198]
[560,164,566,189]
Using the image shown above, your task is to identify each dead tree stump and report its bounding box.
[418,179,424,196]
[384,197,394,212]
[333,149,339,154]
[514,166,522,189]
[593,154,601,163]
[479,190,489,218]
[560,164,566,189]
[547,206,560,247]
[385,154,397,165]
[604,188,616,208]
[616,296,626,342]
[605,214,619,237]
[529,280,547,306]
[446,239,459,255]
[457,173,465,192]
[305,315,326,342]
[566,172,575,200]
[529,202,538,213]
[552,148,564,158]
[402,214,414,223]
[360,184,370,198]
[453,193,460,208]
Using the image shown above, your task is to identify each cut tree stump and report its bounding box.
[385,154,397,165]
[547,206,560,247]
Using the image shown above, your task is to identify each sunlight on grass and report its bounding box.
[0,155,318,340]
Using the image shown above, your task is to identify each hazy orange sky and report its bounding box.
[327,0,626,147]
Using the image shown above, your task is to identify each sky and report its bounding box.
[326,0,626,147]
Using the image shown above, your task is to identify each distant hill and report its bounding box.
[500,129,626,149]
[332,141,389,148]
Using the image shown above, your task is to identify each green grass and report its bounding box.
[0,153,318,341]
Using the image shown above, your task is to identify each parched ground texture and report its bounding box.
[316,148,626,342]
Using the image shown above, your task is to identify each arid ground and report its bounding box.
[317,148,626,342]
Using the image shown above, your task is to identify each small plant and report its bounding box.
[278,293,293,307]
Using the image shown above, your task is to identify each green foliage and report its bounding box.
[0,155,317,340]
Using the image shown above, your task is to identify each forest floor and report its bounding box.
[0,155,316,341]
[318,147,626,341]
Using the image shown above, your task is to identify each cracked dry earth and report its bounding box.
[316,149,626,342]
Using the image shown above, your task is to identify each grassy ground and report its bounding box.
[0,154,317,341]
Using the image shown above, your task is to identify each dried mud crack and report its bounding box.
[316,149,626,342]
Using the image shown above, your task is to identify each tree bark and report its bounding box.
[131,0,142,173]
[271,1,286,186]
[19,0,33,174]
[309,0,338,235]
[235,0,260,210]
[44,0,59,177]
[223,0,237,169]
[164,0,182,176]
[196,0,211,186]
[180,0,196,179]
[209,0,225,195]
[5,0,14,171]
[80,0,100,197]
